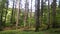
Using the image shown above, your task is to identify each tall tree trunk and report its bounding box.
[0,1,3,31]
[35,0,40,32]
[29,0,32,28]
[4,0,8,26]
[47,0,50,29]
[16,0,20,29]
[18,0,21,26]
[27,0,29,27]
[0,0,5,31]
[10,0,14,26]
[52,0,56,28]
[14,0,17,24]
[24,0,27,27]
[13,0,16,25]
[40,0,43,27]
[24,0,29,27]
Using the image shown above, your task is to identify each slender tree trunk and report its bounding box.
[52,0,56,28]
[29,0,32,28]
[4,0,8,26]
[35,0,40,32]
[0,1,3,31]
[13,0,16,25]
[27,0,29,27]
[40,0,43,27]
[10,0,15,26]
[16,0,20,29]
[18,0,21,26]
[47,0,50,29]
[14,0,17,24]
[0,0,5,31]
[24,0,26,27]
[24,0,28,27]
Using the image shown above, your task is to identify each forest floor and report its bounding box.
[0,28,60,34]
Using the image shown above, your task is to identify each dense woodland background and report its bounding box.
[0,0,60,34]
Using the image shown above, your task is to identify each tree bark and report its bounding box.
[16,0,20,29]
[47,0,50,29]
[24,0,29,27]
[35,0,40,32]
[40,0,43,27]
[4,0,8,26]
[10,0,15,26]
[52,0,56,28]
[29,0,32,28]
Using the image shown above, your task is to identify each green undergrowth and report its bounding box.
[0,29,60,34]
